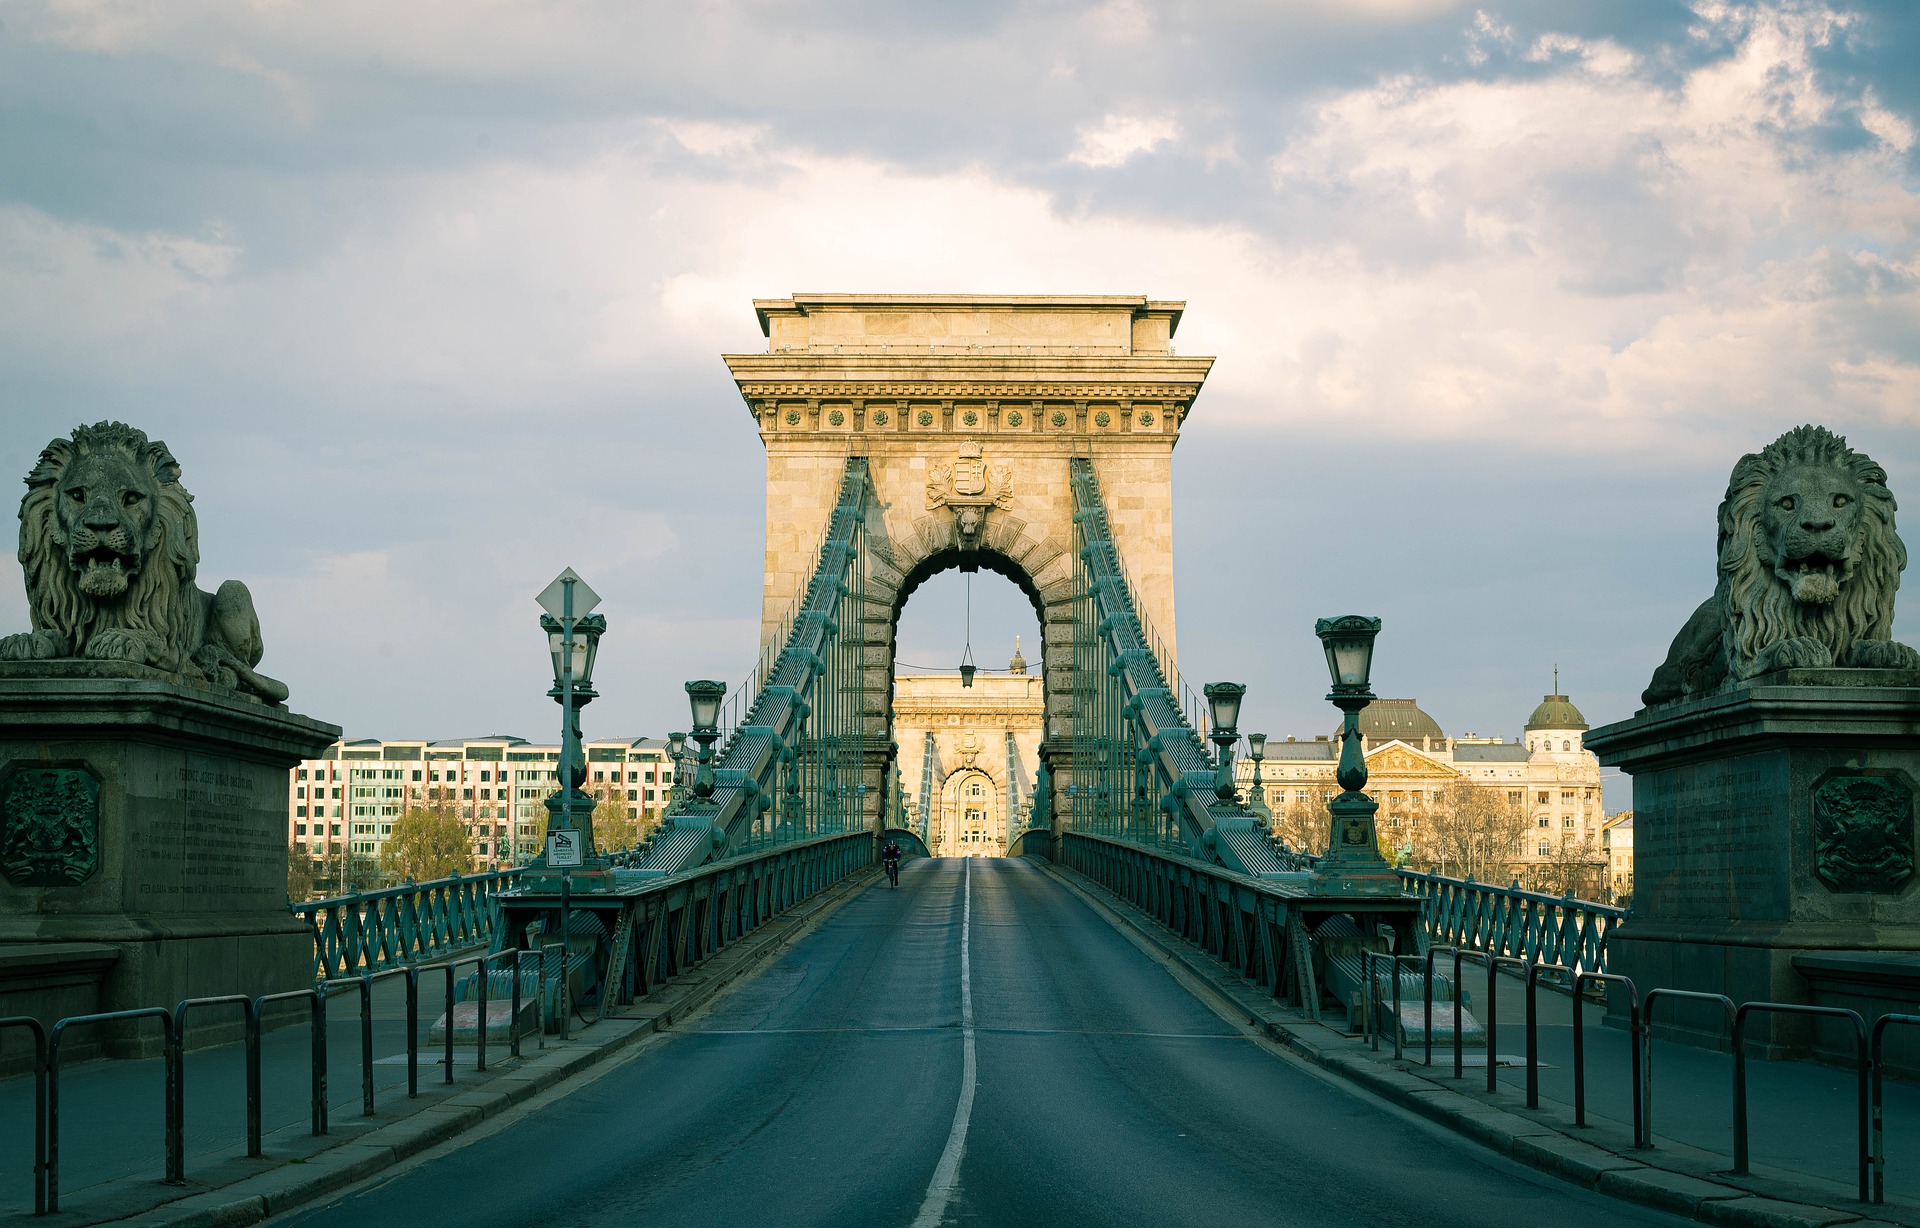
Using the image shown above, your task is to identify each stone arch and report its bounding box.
[861,508,1076,824]
[725,293,1216,838]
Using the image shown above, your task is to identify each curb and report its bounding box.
[1037,860,1912,1228]
[82,868,882,1228]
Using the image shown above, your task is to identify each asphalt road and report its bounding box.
[272,858,1690,1228]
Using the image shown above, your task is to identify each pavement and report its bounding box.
[261,858,1692,1228]
[8,855,1916,1228]
[0,867,879,1228]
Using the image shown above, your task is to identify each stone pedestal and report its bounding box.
[0,662,339,1063]
[1587,668,1920,1059]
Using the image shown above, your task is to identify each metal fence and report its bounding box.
[293,868,523,982]
[1397,869,1626,975]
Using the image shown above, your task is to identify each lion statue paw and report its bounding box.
[0,630,70,661]
[1752,636,1834,674]
[1846,639,1920,670]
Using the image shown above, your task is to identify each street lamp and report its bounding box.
[685,680,726,799]
[1246,732,1270,824]
[1311,615,1398,895]
[667,731,688,804]
[1204,682,1246,801]
[535,567,603,859]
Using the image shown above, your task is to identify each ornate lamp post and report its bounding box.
[684,681,725,800]
[1246,732,1271,825]
[1311,615,1400,895]
[535,568,605,860]
[666,731,688,804]
[1203,682,1246,802]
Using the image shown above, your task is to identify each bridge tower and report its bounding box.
[724,295,1215,831]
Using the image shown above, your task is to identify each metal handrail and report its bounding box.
[173,996,261,1157]
[1570,972,1641,1140]
[1640,988,1735,1150]
[1870,1013,1920,1203]
[254,988,328,1137]
[46,1007,180,1212]
[1731,1002,1867,1201]
[0,1017,48,1214]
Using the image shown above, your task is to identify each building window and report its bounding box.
[1563,817,1575,828]
[296,823,307,835]
[1538,842,1550,856]
[1537,817,1549,828]
[1537,791,1550,804]
[297,769,308,781]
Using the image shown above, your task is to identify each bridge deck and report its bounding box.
[262,860,1688,1228]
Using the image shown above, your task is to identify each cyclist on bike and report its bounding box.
[882,838,902,887]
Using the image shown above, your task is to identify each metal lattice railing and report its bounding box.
[1066,459,1287,875]
[634,457,875,876]
[1398,869,1627,974]
[293,869,523,981]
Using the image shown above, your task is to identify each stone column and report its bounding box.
[1588,668,1920,1059]
[0,661,340,1060]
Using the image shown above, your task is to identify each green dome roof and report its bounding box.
[1352,699,1444,744]
[1525,694,1588,731]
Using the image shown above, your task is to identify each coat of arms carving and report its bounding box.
[927,444,1013,547]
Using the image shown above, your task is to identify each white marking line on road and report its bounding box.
[911,858,975,1228]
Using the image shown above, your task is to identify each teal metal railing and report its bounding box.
[1398,869,1626,974]
[294,868,522,981]
[1066,458,1288,874]
[636,457,875,876]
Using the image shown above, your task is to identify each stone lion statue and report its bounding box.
[0,421,290,703]
[1643,424,1919,706]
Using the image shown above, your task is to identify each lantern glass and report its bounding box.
[668,731,687,758]
[1314,616,1382,691]
[1248,732,1267,759]
[959,664,976,688]
[1203,682,1246,735]
[685,680,725,732]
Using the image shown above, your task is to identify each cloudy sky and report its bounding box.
[2,0,1915,807]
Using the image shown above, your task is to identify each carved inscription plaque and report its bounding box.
[0,766,101,886]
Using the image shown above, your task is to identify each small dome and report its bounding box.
[1525,694,1589,731]
[1351,699,1444,744]
[1008,636,1027,675]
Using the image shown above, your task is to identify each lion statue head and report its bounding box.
[3,421,288,702]
[1644,424,1918,705]
[18,422,199,663]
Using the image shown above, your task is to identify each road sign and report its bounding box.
[536,568,601,620]
[546,830,583,868]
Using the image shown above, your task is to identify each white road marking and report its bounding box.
[911,858,975,1228]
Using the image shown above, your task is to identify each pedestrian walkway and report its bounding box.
[0,971,517,1223]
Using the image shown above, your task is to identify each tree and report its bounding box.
[1416,782,1528,883]
[1532,833,1608,900]
[381,805,472,882]
[1270,787,1334,857]
[288,844,318,902]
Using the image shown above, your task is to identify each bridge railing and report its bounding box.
[1396,869,1626,975]
[634,457,874,876]
[294,869,523,982]
[1066,460,1288,874]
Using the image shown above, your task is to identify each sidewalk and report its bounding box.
[1043,861,1920,1228]
[0,869,878,1228]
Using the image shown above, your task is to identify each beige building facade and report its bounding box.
[724,294,1212,828]
[893,640,1045,857]
[1238,690,1608,888]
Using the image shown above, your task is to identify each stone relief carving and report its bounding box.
[0,421,291,703]
[0,766,100,886]
[926,443,1014,546]
[1812,774,1915,894]
[1643,424,1920,706]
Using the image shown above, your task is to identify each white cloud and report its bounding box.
[1069,113,1181,168]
